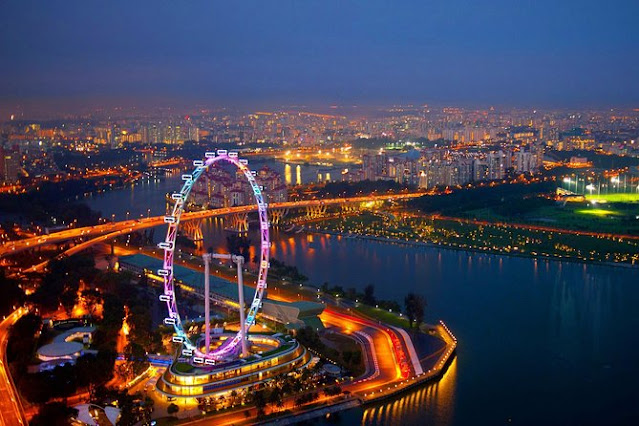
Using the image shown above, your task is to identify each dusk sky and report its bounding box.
[1,0,638,112]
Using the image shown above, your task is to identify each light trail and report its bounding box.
[0,309,27,426]
[1,192,427,258]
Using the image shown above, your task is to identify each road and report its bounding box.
[0,309,27,426]
[262,290,410,397]
[321,309,405,394]
[0,192,427,258]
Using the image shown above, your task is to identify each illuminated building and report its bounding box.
[0,146,21,184]
[156,334,313,401]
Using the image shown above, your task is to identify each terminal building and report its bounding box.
[117,254,325,330]
[156,333,313,401]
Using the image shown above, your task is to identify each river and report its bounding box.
[86,169,639,425]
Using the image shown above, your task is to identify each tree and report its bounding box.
[124,342,149,376]
[0,269,24,316]
[324,385,342,397]
[404,293,427,329]
[60,287,78,315]
[167,403,180,414]
[30,402,78,426]
[81,288,102,317]
[268,387,282,412]
[253,389,267,418]
[226,234,251,259]
[31,254,96,314]
[230,390,239,406]
[363,284,376,305]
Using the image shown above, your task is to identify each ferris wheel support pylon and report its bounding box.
[202,252,248,357]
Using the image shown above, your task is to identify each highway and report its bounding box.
[0,192,426,258]
[0,309,27,426]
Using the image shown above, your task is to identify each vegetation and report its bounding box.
[0,179,104,226]
[320,282,401,312]
[30,254,97,314]
[409,181,556,216]
[296,326,363,376]
[6,260,165,407]
[0,269,24,317]
[314,211,639,265]
[355,304,410,329]
[314,179,414,198]
[226,233,251,259]
[30,402,78,426]
[269,258,309,283]
[404,293,426,329]
[550,149,639,169]
[585,193,639,203]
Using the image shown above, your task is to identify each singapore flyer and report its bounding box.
[157,150,269,361]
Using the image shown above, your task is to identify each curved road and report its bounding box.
[1,192,427,258]
[0,309,27,426]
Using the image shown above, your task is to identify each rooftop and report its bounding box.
[37,341,84,359]
[119,253,256,302]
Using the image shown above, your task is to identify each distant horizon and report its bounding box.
[2,96,639,121]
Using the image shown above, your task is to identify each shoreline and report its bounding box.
[298,225,639,270]
[256,321,458,426]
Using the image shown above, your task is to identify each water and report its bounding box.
[85,159,343,220]
[85,169,639,425]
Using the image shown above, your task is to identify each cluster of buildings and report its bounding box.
[3,106,639,151]
[354,146,544,188]
[92,120,200,147]
[1,106,638,190]
[192,164,287,208]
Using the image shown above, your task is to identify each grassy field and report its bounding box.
[173,362,194,374]
[355,304,410,329]
[574,208,621,217]
[584,193,639,203]
[465,201,639,234]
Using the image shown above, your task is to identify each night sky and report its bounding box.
[1,0,638,111]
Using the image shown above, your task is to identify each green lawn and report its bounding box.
[465,202,639,234]
[585,193,639,203]
[355,304,410,329]
[173,362,194,374]
[575,208,621,217]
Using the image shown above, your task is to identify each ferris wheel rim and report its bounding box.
[159,151,269,361]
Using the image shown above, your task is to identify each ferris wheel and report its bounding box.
[158,150,269,361]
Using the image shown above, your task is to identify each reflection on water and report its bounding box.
[86,174,639,425]
[285,164,292,186]
[284,163,303,186]
[362,358,457,426]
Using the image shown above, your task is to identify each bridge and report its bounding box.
[0,192,426,259]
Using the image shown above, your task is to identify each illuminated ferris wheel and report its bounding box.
[157,150,270,362]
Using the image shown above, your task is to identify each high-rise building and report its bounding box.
[0,146,21,184]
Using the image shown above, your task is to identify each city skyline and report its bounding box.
[2,2,639,425]
[2,0,639,117]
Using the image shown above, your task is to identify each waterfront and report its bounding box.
[85,159,344,221]
[87,174,639,425]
